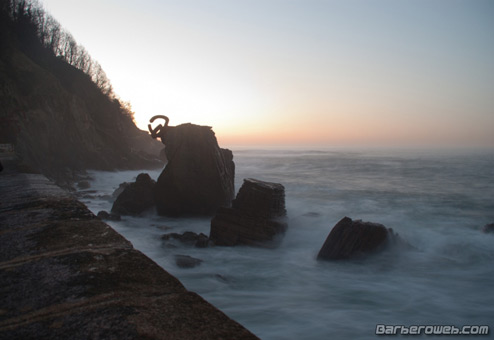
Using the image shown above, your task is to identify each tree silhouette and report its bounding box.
[1,0,116,98]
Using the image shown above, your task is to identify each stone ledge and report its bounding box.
[0,158,259,340]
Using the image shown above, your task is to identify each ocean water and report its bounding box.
[80,148,494,339]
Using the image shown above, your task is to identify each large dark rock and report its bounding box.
[112,181,130,200]
[317,217,403,260]
[154,123,235,216]
[209,178,287,247]
[111,173,156,216]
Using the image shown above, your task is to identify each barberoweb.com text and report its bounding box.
[376,324,489,336]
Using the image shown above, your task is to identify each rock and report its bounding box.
[111,173,156,216]
[97,210,121,221]
[112,182,130,199]
[162,231,210,248]
[209,178,288,247]
[317,216,401,260]
[231,178,287,218]
[195,233,210,248]
[174,255,203,268]
[482,223,494,233]
[154,123,235,216]
[77,180,91,189]
[159,147,168,162]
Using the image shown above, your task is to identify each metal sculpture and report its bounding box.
[148,115,170,144]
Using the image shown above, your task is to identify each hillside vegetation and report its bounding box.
[0,0,163,184]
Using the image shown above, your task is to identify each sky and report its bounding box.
[40,0,494,148]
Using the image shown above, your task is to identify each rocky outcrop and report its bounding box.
[112,181,130,199]
[317,216,403,260]
[162,231,210,248]
[0,157,259,340]
[154,123,235,216]
[209,178,287,247]
[111,173,156,216]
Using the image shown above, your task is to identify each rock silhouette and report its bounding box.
[153,123,235,216]
[162,231,209,248]
[317,216,402,260]
[111,173,156,216]
[209,178,287,247]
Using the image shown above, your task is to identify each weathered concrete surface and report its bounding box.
[0,157,259,340]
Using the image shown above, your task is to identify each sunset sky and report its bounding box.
[41,0,494,148]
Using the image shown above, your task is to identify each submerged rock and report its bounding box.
[162,231,210,248]
[174,255,203,268]
[482,223,494,233]
[77,180,91,189]
[154,123,235,216]
[317,216,402,261]
[111,173,156,216]
[209,178,288,247]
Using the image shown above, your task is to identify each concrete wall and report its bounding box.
[0,158,259,340]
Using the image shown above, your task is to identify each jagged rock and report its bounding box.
[154,123,235,216]
[97,210,121,221]
[162,231,210,248]
[195,233,210,248]
[174,255,203,268]
[317,216,402,260]
[482,223,494,233]
[111,173,156,216]
[112,182,130,199]
[209,178,288,247]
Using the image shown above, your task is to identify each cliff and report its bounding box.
[0,2,163,184]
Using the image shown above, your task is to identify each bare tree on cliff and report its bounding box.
[2,0,115,99]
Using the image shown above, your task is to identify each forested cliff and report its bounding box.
[0,0,163,183]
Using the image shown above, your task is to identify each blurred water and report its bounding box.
[81,148,494,339]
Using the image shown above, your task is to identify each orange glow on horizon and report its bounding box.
[137,107,494,149]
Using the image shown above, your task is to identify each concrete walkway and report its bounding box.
[0,157,259,340]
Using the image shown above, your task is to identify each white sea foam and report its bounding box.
[80,148,494,339]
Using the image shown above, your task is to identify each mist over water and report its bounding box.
[81,148,494,339]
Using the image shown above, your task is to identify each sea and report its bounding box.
[79,147,494,339]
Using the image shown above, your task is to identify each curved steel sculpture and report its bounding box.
[148,115,170,143]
